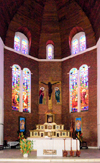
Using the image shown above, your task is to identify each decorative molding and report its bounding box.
[4,42,97,63]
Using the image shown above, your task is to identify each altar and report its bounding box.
[28,137,80,157]
[28,83,80,157]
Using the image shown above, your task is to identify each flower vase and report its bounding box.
[23,153,28,158]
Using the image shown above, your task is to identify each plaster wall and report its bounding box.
[0,38,4,145]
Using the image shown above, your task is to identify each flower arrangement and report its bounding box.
[76,132,83,142]
[20,139,33,155]
[18,132,25,141]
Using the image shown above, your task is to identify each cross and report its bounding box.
[40,77,60,110]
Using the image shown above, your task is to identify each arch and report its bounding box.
[17,26,31,51]
[69,26,84,49]
[69,68,78,112]
[46,40,54,46]
[70,30,86,55]
[12,64,21,112]
[14,32,29,55]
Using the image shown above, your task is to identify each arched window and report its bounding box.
[72,39,78,54]
[46,40,54,59]
[23,68,31,113]
[46,44,54,59]
[12,64,21,111]
[80,35,86,52]
[69,68,78,112]
[69,64,89,113]
[14,32,29,55]
[71,32,86,55]
[14,36,20,52]
[79,64,88,111]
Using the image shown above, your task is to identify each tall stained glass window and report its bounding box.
[80,35,86,52]
[47,44,54,59]
[23,68,31,113]
[22,39,28,55]
[80,64,88,111]
[69,68,78,112]
[72,39,78,54]
[14,36,20,52]
[12,65,21,111]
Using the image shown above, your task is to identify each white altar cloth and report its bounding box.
[28,137,80,157]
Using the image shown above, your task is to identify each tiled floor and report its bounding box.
[0,148,100,162]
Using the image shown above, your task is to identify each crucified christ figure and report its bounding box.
[41,81,59,100]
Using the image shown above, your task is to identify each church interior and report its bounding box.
[0,0,100,157]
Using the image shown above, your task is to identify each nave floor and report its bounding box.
[0,148,100,163]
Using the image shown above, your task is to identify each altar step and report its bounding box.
[0,158,100,163]
[0,148,100,162]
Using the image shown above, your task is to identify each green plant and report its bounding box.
[18,132,24,141]
[20,139,33,154]
[76,132,83,142]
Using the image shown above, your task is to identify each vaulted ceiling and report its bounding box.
[0,0,100,58]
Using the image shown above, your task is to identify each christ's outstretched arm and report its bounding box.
[41,82,48,85]
[52,82,59,85]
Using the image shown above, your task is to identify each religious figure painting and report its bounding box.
[39,87,46,104]
[55,86,61,104]
[55,87,60,103]
[23,91,28,109]
[47,115,53,123]
[12,91,19,111]
[75,117,82,132]
[19,117,26,133]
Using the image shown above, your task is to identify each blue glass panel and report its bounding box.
[14,36,20,52]
[22,39,28,55]
[72,39,78,54]
[47,45,53,59]
[80,35,86,51]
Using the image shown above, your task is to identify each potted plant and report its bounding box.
[20,138,33,158]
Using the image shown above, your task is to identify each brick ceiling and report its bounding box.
[0,0,99,44]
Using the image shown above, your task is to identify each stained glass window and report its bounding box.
[80,35,86,52]
[23,68,31,113]
[12,65,21,111]
[80,64,88,111]
[69,68,78,112]
[47,44,54,59]
[14,36,20,52]
[22,39,28,55]
[72,39,78,54]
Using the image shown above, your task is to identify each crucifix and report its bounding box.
[41,77,59,110]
